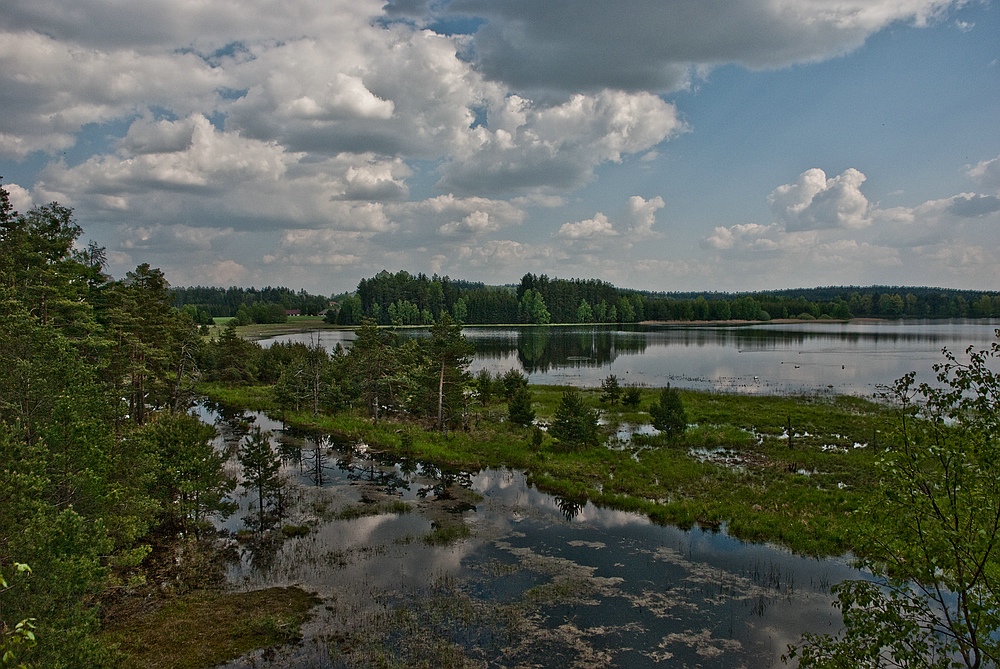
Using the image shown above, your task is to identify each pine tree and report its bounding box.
[508,386,535,427]
[239,426,282,532]
[550,389,599,449]
[650,385,686,440]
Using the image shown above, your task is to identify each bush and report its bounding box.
[600,374,622,405]
[622,384,642,409]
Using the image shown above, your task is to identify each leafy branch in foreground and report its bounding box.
[788,332,1000,668]
[1,563,36,669]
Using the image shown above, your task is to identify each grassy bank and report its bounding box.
[200,381,892,557]
[204,316,343,341]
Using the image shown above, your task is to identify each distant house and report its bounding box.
[285,309,301,316]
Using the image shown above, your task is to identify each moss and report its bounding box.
[103,586,320,669]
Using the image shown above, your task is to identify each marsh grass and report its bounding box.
[336,500,412,521]
[103,587,319,669]
[199,381,893,556]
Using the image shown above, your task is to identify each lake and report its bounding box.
[264,319,1000,395]
[204,405,862,669]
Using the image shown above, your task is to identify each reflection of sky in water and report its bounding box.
[264,320,1000,396]
[205,406,863,668]
[473,470,859,667]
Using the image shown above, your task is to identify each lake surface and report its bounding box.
[202,405,863,668]
[265,319,1000,396]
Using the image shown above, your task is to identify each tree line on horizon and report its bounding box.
[171,271,999,327]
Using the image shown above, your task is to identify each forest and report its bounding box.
[169,270,999,328]
[0,186,483,667]
[330,270,999,326]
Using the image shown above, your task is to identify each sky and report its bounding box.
[1,0,998,296]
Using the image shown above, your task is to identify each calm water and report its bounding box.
[202,405,862,668]
[265,319,1000,395]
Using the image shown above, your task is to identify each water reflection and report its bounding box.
[267,320,1000,395]
[202,405,864,669]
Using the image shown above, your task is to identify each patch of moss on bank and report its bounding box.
[103,587,320,669]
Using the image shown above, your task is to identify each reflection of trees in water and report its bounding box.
[416,463,474,507]
[519,328,648,374]
[207,401,257,443]
[301,435,336,487]
[469,327,649,374]
[340,449,412,497]
[467,324,979,372]
[239,528,284,573]
[687,326,977,351]
[556,496,585,521]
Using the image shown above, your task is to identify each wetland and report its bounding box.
[202,405,862,669]
[129,319,999,667]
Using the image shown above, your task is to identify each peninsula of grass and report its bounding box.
[199,381,892,557]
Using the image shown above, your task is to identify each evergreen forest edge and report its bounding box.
[173,269,1000,327]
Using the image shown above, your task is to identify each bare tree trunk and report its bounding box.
[438,360,445,431]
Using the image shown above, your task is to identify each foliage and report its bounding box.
[649,385,687,440]
[790,334,1000,668]
[270,340,340,415]
[343,319,403,421]
[600,374,622,405]
[1,563,36,669]
[171,285,329,318]
[238,426,283,532]
[508,386,535,427]
[518,289,551,325]
[500,368,529,401]
[549,389,599,449]
[418,314,475,431]
[622,384,643,409]
[474,369,495,407]
[136,413,235,536]
[349,267,999,325]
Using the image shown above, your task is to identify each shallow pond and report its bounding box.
[264,319,1000,396]
[202,405,862,668]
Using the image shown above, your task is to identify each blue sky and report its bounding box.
[1,0,997,294]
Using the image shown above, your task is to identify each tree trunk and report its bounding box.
[438,360,445,431]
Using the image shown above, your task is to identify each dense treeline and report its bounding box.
[330,270,1000,326]
[643,286,999,321]
[172,285,331,322]
[0,186,247,666]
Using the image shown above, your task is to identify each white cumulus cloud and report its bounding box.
[558,213,618,240]
[768,168,871,232]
